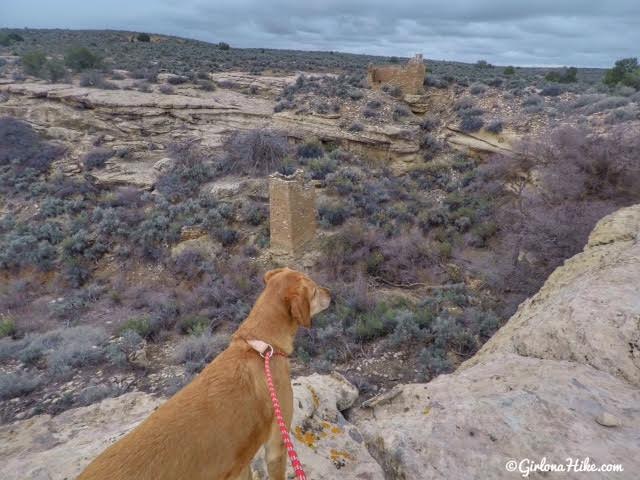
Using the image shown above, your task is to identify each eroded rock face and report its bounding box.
[354,354,640,479]
[351,204,640,479]
[0,392,163,480]
[0,374,383,480]
[0,81,425,184]
[463,204,640,386]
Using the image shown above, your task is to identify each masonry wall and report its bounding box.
[269,170,316,254]
[367,54,426,95]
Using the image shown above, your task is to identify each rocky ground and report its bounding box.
[2,204,638,479]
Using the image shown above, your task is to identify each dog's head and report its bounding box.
[263,268,331,328]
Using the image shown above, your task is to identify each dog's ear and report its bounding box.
[263,268,286,285]
[289,286,311,328]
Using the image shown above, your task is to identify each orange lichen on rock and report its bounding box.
[330,448,353,468]
[294,425,318,448]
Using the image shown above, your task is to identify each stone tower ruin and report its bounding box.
[367,54,426,95]
[269,169,317,254]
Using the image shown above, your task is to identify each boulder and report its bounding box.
[0,375,383,480]
[0,392,163,480]
[253,373,384,479]
[354,354,639,479]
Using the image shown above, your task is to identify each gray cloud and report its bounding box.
[2,0,638,66]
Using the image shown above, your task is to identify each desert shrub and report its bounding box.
[21,51,47,76]
[159,84,175,94]
[362,107,378,118]
[522,94,544,107]
[319,201,350,226]
[173,333,229,373]
[130,68,158,83]
[460,115,484,133]
[171,249,211,280]
[214,228,239,246]
[464,107,485,117]
[218,42,231,50]
[221,129,289,175]
[0,372,42,400]
[420,133,444,160]
[604,106,638,124]
[545,67,577,83]
[469,82,487,95]
[198,80,216,91]
[424,75,449,89]
[420,115,440,132]
[246,203,267,226]
[5,326,108,378]
[603,58,640,89]
[570,94,605,109]
[615,85,637,97]
[0,316,16,338]
[419,345,452,376]
[584,96,629,115]
[79,70,118,89]
[64,47,101,71]
[156,141,212,202]
[119,316,155,339]
[0,117,65,174]
[485,119,504,134]
[177,315,210,335]
[133,81,151,92]
[348,122,364,132]
[296,139,324,159]
[307,156,337,180]
[47,327,108,378]
[45,60,67,82]
[274,99,295,112]
[137,33,151,42]
[503,66,515,75]
[454,97,474,112]
[107,329,144,366]
[469,221,498,247]
[82,148,113,170]
[387,309,429,347]
[0,231,53,271]
[167,75,188,85]
[382,84,403,98]
[474,124,640,310]
[366,99,382,109]
[541,85,563,96]
[76,384,122,406]
[348,89,364,100]
[392,104,411,120]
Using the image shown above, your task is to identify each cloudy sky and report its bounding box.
[2,0,638,67]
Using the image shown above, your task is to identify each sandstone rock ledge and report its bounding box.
[0,374,383,480]
[351,204,640,479]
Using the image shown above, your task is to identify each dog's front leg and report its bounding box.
[265,422,287,480]
[231,464,253,480]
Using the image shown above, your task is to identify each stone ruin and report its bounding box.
[269,169,316,254]
[367,54,426,95]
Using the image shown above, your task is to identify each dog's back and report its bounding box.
[78,342,275,480]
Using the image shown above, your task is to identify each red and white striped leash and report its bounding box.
[248,340,307,480]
